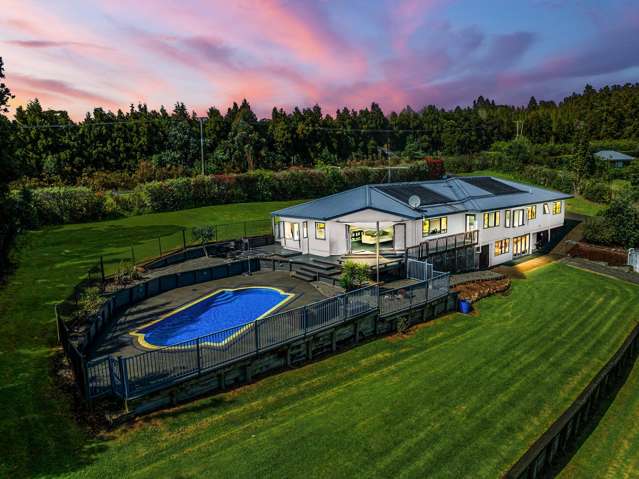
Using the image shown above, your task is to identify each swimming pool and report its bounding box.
[132,287,294,348]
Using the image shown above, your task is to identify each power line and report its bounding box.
[15,118,435,134]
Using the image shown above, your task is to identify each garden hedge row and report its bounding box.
[11,163,441,227]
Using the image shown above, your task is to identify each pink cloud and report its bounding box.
[9,73,118,108]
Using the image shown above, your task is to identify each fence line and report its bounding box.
[504,323,639,479]
[86,284,380,400]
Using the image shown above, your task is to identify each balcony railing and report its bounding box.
[406,230,479,260]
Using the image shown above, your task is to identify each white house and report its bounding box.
[271,176,571,268]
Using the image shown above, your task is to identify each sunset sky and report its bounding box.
[2,0,638,119]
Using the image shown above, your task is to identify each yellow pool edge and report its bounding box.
[130,286,295,350]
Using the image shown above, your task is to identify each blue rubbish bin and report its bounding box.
[459,299,472,314]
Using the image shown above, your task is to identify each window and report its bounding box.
[422,216,448,237]
[505,210,511,228]
[543,203,550,215]
[512,209,525,227]
[303,222,308,238]
[527,205,537,220]
[495,239,510,256]
[513,234,530,256]
[465,214,476,232]
[315,222,326,240]
[483,211,500,228]
[552,201,562,215]
[285,222,300,240]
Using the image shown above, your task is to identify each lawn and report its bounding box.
[558,360,639,478]
[1,205,638,479]
[458,169,606,217]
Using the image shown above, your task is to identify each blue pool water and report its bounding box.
[135,287,292,348]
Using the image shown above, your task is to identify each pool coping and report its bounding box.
[130,286,295,350]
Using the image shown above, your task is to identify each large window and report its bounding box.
[483,211,500,228]
[552,201,562,215]
[315,222,326,240]
[512,209,525,227]
[513,234,530,256]
[527,205,537,220]
[422,216,448,237]
[495,239,510,256]
[302,222,308,238]
[284,222,300,241]
[543,203,550,215]
[505,210,511,228]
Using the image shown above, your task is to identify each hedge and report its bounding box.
[11,162,441,227]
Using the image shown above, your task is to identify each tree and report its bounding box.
[570,122,596,194]
[0,57,16,271]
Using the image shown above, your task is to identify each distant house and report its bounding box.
[594,150,634,168]
[271,176,571,269]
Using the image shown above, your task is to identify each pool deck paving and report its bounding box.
[89,270,329,358]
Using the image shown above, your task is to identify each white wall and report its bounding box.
[276,200,566,262]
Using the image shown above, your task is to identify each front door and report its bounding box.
[479,244,490,269]
[393,223,406,250]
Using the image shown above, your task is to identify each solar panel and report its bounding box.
[459,177,523,195]
[376,184,452,206]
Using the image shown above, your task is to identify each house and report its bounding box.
[594,150,634,168]
[271,176,571,269]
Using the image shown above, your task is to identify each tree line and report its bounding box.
[4,77,639,186]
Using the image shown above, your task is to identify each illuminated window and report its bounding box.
[495,239,510,256]
[303,222,308,238]
[543,203,550,214]
[513,209,525,227]
[505,210,511,228]
[315,222,326,240]
[527,205,537,220]
[483,211,500,228]
[422,216,448,236]
[552,201,562,215]
[285,222,300,240]
[513,234,530,256]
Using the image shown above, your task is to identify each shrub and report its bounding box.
[339,260,370,291]
[192,225,216,244]
[74,286,106,321]
[581,180,611,203]
[584,194,639,248]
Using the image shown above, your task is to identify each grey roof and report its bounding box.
[594,150,634,161]
[272,176,573,220]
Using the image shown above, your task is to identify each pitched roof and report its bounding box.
[594,150,634,161]
[272,176,572,221]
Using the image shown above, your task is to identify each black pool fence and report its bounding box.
[96,219,273,278]
[87,285,381,400]
[57,256,451,403]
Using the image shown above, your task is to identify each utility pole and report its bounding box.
[514,119,524,139]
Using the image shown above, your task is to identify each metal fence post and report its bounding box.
[254,320,260,354]
[303,306,309,336]
[196,337,202,374]
[118,356,130,408]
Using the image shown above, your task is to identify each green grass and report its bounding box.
[2,204,638,479]
[458,169,606,217]
[558,360,639,478]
